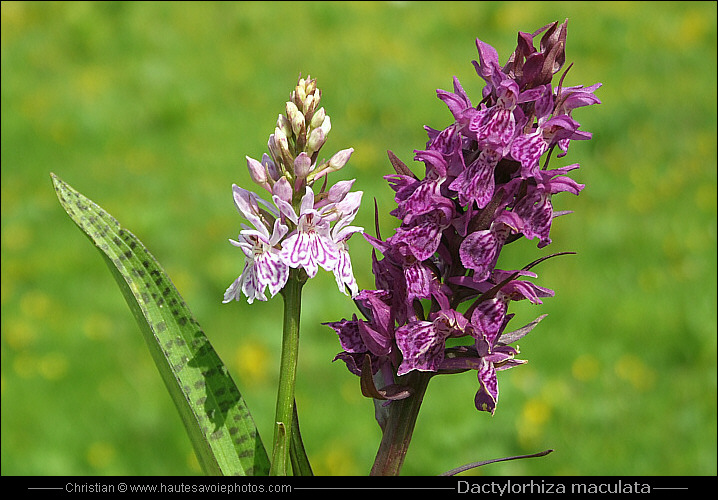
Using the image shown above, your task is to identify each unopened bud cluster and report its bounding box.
[247,76,354,199]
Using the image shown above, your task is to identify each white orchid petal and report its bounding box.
[300,186,315,214]
[272,195,299,224]
[269,218,289,247]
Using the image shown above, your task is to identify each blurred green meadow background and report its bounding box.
[2,1,716,476]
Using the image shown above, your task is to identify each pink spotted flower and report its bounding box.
[225,76,364,304]
[223,185,289,304]
[274,185,363,296]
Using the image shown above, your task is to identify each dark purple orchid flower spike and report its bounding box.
[325,19,600,476]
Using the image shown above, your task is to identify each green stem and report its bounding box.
[270,269,305,476]
[369,371,432,476]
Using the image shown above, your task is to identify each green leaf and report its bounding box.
[51,173,270,476]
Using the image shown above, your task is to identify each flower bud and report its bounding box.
[310,107,326,130]
[287,102,305,137]
[304,77,317,96]
[319,115,332,136]
[305,127,326,156]
[277,113,292,138]
[262,153,281,181]
[307,147,353,184]
[286,100,299,121]
[293,152,313,179]
[274,126,290,154]
[295,82,307,105]
[271,176,293,205]
[302,93,315,116]
[268,134,281,169]
[328,147,354,171]
[246,155,266,183]
[273,126,294,172]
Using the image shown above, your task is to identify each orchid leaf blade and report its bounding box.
[51,173,270,476]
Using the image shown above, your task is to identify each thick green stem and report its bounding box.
[270,269,304,476]
[370,371,432,476]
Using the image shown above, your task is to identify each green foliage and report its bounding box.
[50,173,270,475]
[2,1,716,475]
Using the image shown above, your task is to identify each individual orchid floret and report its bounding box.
[474,340,525,415]
[449,148,502,208]
[459,211,523,282]
[388,149,452,222]
[510,164,585,247]
[510,114,580,178]
[553,83,602,157]
[469,77,519,154]
[326,316,374,376]
[270,183,362,297]
[223,186,289,304]
[554,83,602,117]
[222,218,289,304]
[275,186,339,279]
[327,191,364,297]
[325,289,397,378]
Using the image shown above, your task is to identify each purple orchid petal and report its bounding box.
[459,229,499,281]
[332,244,359,296]
[437,76,474,123]
[232,185,270,237]
[325,316,366,353]
[255,249,290,297]
[514,189,553,247]
[501,279,554,304]
[475,358,498,414]
[395,320,450,376]
[511,130,548,177]
[478,108,516,152]
[473,38,500,84]
[449,149,500,208]
[389,217,444,261]
[272,193,298,225]
[358,319,393,357]
[494,358,527,371]
[470,297,507,345]
[356,290,394,336]
[333,351,369,377]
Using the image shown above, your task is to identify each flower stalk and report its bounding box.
[270,268,305,475]
[370,371,432,476]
